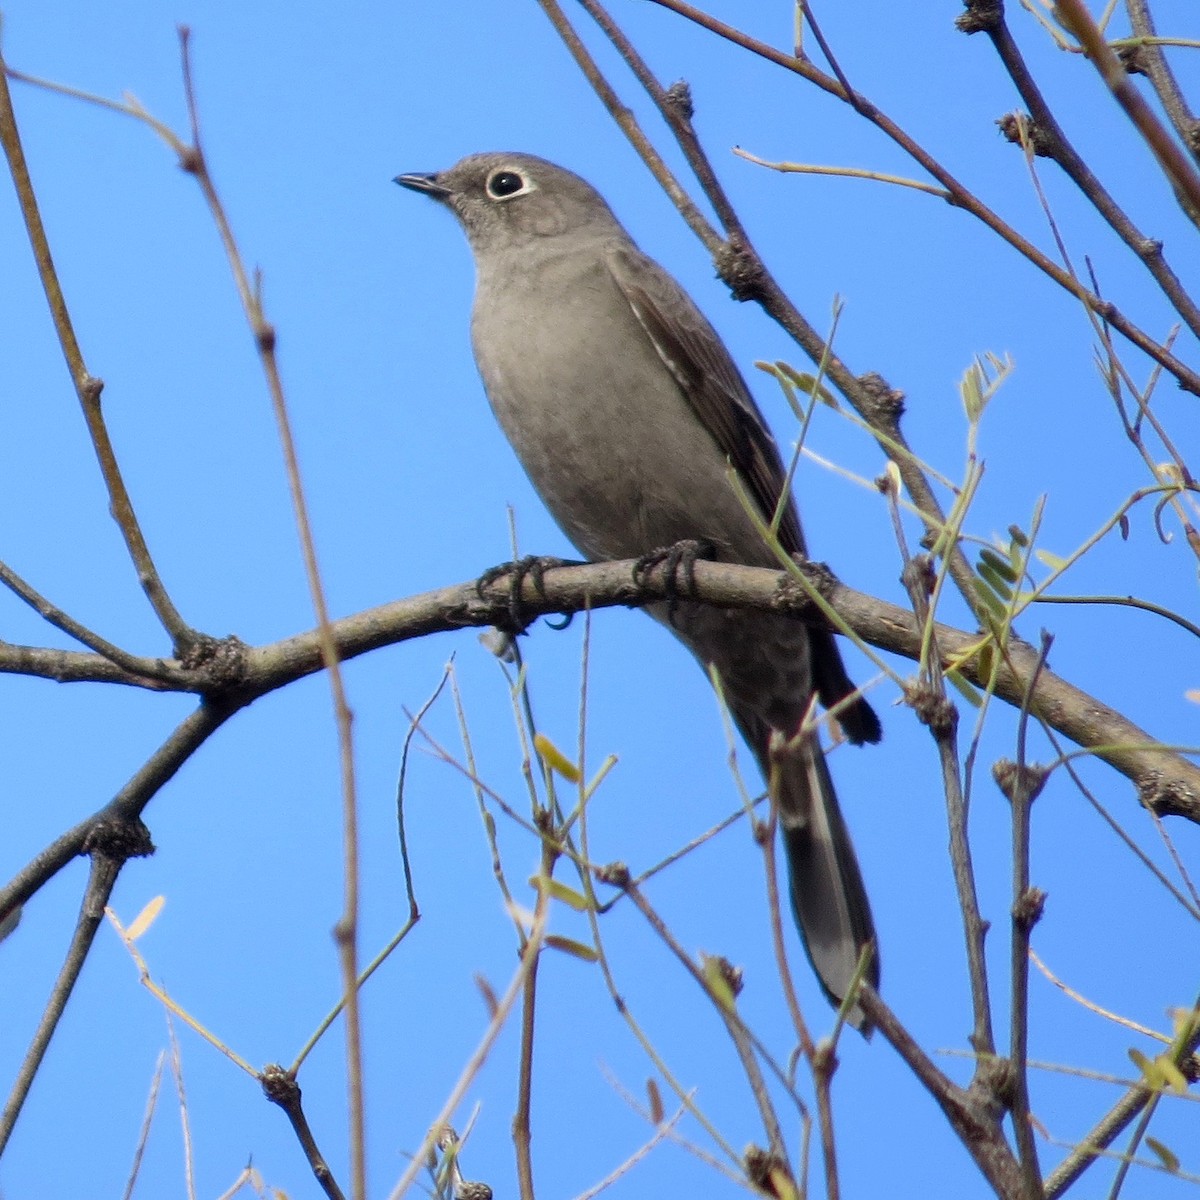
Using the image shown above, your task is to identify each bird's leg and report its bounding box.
[475,554,580,634]
[632,538,717,625]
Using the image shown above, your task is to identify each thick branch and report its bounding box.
[4,560,1192,820]
[271,561,1200,820]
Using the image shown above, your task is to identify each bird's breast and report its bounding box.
[470,252,762,563]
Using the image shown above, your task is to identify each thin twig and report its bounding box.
[0,558,180,682]
[384,903,549,1200]
[1004,634,1053,1194]
[0,701,232,932]
[513,838,552,1200]
[733,149,950,199]
[619,879,790,1168]
[1043,995,1200,1197]
[164,1016,197,1200]
[1125,0,1200,165]
[858,985,1027,1197]
[568,1105,685,1200]
[1054,0,1200,227]
[262,1066,348,1200]
[0,54,196,651]
[888,466,996,1056]
[983,7,1200,339]
[120,1052,166,1200]
[0,851,125,1152]
[1033,593,1200,642]
[174,30,367,1194]
[637,0,1200,396]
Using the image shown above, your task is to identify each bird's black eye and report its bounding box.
[487,170,527,199]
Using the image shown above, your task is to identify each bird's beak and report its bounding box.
[394,172,452,201]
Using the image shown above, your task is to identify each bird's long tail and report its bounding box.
[768,730,878,1032]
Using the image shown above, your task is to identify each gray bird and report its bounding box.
[397,153,881,1028]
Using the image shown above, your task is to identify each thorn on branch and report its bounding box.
[81,376,104,408]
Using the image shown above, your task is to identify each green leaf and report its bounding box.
[980,547,1018,583]
[960,361,983,424]
[975,642,996,682]
[959,351,1014,424]
[1146,1137,1180,1173]
[1128,1047,1163,1086]
[787,371,838,410]
[1035,548,1068,571]
[977,559,1014,601]
[946,669,983,708]
[544,934,600,962]
[1157,1056,1189,1094]
[701,955,738,1012]
[529,876,592,911]
[973,577,1010,621]
[534,732,581,782]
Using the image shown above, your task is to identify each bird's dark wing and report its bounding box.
[605,243,807,557]
[606,242,881,747]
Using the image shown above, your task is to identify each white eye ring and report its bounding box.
[486,169,537,201]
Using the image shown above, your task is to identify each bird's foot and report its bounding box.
[475,555,579,634]
[632,538,717,625]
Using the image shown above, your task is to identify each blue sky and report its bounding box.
[1,2,1198,1197]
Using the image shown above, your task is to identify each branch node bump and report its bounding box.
[856,371,906,426]
[955,0,1003,35]
[1012,886,1046,931]
[260,1063,300,1108]
[992,759,1049,805]
[180,633,250,693]
[714,236,764,303]
[665,78,694,121]
[82,815,154,863]
[743,1144,797,1198]
[595,861,631,887]
[997,112,1057,158]
[908,682,958,737]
